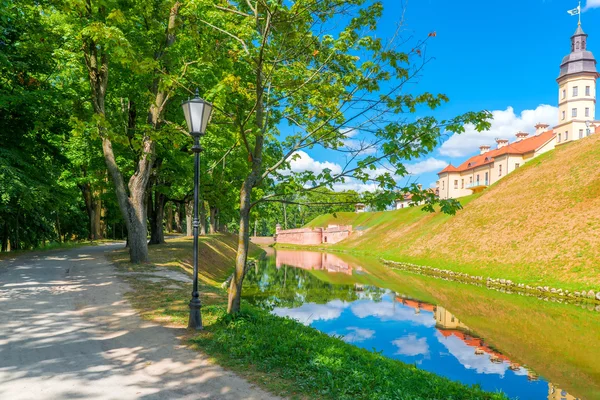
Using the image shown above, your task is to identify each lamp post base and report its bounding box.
[188,298,203,330]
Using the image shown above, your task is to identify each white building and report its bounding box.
[436,22,599,200]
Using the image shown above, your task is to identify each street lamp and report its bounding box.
[181,89,213,330]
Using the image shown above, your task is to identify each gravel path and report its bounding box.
[0,243,281,400]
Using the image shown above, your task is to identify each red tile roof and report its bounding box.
[438,130,556,175]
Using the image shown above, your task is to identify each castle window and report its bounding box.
[580,129,584,139]
[454,180,458,189]
[572,108,577,117]
[515,163,520,169]
[562,111,566,120]
[461,179,464,189]
[565,131,569,140]
[576,41,580,50]
[485,172,489,182]
[585,107,590,117]
[558,133,561,142]
[469,177,473,184]
[586,86,591,96]
[562,89,566,99]
[573,86,579,97]
[442,181,444,190]
[499,165,502,177]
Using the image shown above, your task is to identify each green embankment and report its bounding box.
[301,133,600,290]
[111,235,506,400]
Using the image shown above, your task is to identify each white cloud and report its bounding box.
[405,158,448,175]
[350,299,436,327]
[272,300,349,325]
[340,127,358,138]
[436,332,508,375]
[341,327,376,343]
[332,180,381,193]
[287,151,343,175]
[438,105,558,157]
[584,0,600,11]
[341,127,378,155]
[392,334,430,356]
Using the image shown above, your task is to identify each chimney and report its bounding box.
[515,131,529,141]
[479,145,491,154]
[535,123,549,136]
[496,138,509,149]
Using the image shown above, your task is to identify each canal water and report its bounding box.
[242,249,600,400]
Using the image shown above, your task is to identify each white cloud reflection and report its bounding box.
[392,334,430,356]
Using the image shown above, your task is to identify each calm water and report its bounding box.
[243,249,600,400]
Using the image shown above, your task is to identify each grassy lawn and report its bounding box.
[297,134,600,291]
[111,234,507,400]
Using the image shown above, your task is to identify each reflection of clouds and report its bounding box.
[350,300,436,327]
[273,299,349,325]
[341,327,375,343]
[392,334,429,356]
[436,332,507,376]
[512,367,529,376]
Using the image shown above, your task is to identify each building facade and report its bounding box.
[555,23,598,144]
[437,129,556,199]
[437,22,599,200]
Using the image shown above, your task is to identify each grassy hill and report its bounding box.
[305,133,600,289]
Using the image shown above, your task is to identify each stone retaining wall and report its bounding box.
[275,225,352,245]
[382,259,600,307]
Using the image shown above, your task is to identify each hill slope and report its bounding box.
[306,134,600,288]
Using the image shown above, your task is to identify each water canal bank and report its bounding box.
[243,249,600,400]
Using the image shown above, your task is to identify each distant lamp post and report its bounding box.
[181,89,213,330]
[586,120,591,136]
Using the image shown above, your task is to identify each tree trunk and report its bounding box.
[209,207,218,234]
[1,222,8,252]
[166,203,173,233]
[149,189,166,245]
[175,202,183,233]
[200,200,206,235]
[186,200,193,237]
[227,10,267,313]
[93,197,103,239]
[254,219,257,237]
[228,179,252,313]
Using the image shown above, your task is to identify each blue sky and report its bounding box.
[287,0,600,191]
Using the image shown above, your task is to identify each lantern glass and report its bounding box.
[182,95,213,135]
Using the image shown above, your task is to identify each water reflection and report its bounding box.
[244,249,594,399]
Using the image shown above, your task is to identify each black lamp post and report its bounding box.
[181,89,213,330]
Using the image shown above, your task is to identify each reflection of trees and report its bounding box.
[243,256,385,309]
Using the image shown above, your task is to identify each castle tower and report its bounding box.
[555,22,598,143]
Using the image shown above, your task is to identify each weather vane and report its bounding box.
[567,1,582,25]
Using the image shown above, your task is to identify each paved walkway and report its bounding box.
[0,243,281,400]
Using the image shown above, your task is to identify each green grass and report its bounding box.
[112,235,508,400]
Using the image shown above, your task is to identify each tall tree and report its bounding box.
[193,0,490,313]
